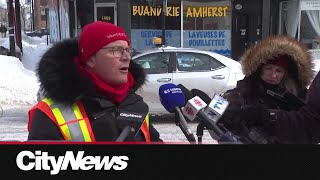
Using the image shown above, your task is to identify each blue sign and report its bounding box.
[183,30,231,57]
[131,29,181,50]
[130,29,231,57]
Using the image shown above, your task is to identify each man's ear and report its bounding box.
[86,56,95,68]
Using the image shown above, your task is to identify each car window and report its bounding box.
[134,52,170,74]
[176,52,224,72]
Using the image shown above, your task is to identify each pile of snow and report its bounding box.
[0,32,49,106]
[0,56,39,105]
[1,31,51,72]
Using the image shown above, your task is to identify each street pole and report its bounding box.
[162,0,167,46]
[31,0,34,31]
[45,8,48,45]
[15,0,22,55]
[7,0,15,57]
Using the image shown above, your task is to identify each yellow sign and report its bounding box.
[132,5,228,17]
[186,6,228,17]
[132,6,180,16]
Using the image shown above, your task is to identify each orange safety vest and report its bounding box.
[28,97,151,142]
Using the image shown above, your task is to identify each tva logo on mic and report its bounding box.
[203,95,229,123]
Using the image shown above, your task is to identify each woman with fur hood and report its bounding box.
[218,35,315,144]
[27,21,162,142]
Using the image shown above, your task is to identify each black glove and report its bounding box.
[238,104,271,127]
[219,105,275,144]
[220,105,271,128]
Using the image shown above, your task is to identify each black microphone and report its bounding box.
[267,90,305,109]
[191,89,211,104]
[116,111,147,142]
[179,85,242,143]
[283,92,305,108]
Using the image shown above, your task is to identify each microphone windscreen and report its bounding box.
[159,83,185,113]
[191,89,211,104]
[177,84,194,104]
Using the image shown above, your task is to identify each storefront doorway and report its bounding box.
[94,3,117,25]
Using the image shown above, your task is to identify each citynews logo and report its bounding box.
[119,112,143,118]
[16,151,129,175]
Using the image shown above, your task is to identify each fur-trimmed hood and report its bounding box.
[240,35,315,88]
[37,39,146,103]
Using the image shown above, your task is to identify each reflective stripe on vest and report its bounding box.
[141,114,151,142]
[28,98,151,143]
[42,98,94,142]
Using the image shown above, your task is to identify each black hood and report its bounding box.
[37,39,147,103]
[240,35,315,88]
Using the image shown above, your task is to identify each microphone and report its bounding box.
[159,83,196,142]
[267,90,305,110]
[182,95,224,135]
[159,83,185,113]
[283,92,305,108]
[191,89,212,104]
[266,90,287,104]
[177,84,193,105]
[116,111,147,142]
[182,95,207,121]
[203,94,230,123]
[179,86,241,143]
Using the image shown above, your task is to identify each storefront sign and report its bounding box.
[300,0,320,10]
[183,30,231,57]
[132,6,180,16]
[185,6,228,17]
[131,29,181,50]
[132,5,228,17]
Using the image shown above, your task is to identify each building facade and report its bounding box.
[0,6,8,26]
[48,0,320,61]
[34,0,50,29]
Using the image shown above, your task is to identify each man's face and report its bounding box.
[86,40,131,86]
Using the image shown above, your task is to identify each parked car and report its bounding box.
[132,46,245,115]
[26,28,50,38]
[36,46,245,116]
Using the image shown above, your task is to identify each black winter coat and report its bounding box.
[27,39,162,142]
[267,71,320,144]
[218,35,315,144]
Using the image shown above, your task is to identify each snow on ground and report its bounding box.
[0,31,50,107]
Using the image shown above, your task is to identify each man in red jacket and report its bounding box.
[28,21,162,142]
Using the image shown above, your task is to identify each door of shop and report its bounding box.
[231,0,262,61]
[94,3,117,25]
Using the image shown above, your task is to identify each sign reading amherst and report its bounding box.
[132,6,228,17]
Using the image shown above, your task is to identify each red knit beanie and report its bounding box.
[78,21,130,63]
[266,54,290,69]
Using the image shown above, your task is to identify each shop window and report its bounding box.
[182,0,232,57]
[131,0,181,51]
